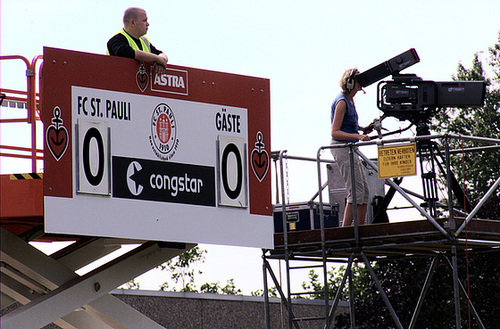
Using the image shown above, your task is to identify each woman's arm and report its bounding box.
[331,100,370,141]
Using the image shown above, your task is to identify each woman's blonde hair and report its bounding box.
[339,68,359,93]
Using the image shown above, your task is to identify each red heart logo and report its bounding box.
[136,65,149,92]
[46,125,68,161]
[251,148,269,182]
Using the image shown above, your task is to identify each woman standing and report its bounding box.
[330,68,371,226]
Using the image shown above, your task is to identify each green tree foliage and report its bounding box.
[156,246,243,295]
[432,35,500,205]
[251,287,278,297]
[200,279,242,295]
[301,263,373,302]
[124,245,276,295]
[122,278,140,290]
[303,255,500,328]
[158,246,207,292]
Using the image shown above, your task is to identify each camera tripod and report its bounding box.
[415,121,472,217]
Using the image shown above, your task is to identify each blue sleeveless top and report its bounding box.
[331,93,359,143]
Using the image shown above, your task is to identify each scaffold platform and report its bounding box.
[262,141,500,329]
[271,218,500,260]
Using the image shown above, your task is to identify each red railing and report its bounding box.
[1,55,44,172]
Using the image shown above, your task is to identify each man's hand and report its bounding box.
[154,53,168,75]
[134,50,168,74]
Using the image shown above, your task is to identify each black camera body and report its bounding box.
[377,74,485,122]
[356,49,486,123]
[357,48,421,87]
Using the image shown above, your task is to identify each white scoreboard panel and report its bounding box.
[43,48,272,248]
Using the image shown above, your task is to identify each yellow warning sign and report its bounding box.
[377,143,417,179]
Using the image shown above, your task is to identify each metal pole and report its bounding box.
[443,256,486,329]
[360,154,451,237]
[447,133,500,145]
[451,245,461,329]
[325,254,355,329]
[457,280,486,329]
[27,58,38,172]
[444,137,456,232]
[283,154,335,163]
[263,258,301,329]
[348,262,355,329]
[456,175,500,235]
[263,250,271,329]
[316,147,330,326]
[408,257,439,329]
[308,181,329,203]
[278,150,294,329]
[360,252,404,329]
[274,160,280,204]
[349,145,360,243]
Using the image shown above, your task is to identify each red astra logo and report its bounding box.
[151,68,188,95]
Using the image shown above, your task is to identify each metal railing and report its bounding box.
[315,134,500,240]
[267,133,500,329]
[1,54,44,173]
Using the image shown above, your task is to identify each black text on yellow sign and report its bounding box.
[377,143,417,179]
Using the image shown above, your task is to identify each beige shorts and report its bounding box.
[330,140,369,204]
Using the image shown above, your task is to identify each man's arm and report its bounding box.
[133,50,168,68]
[108,33,168,68]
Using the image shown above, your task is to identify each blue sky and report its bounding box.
[2,0,500,293]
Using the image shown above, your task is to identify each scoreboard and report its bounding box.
[42,47,272,248]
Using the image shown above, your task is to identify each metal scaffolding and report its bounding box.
[263,134,500,329]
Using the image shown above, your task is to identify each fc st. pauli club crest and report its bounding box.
[149,102,179,161]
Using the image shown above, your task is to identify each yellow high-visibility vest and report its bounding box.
[107,29,151,55]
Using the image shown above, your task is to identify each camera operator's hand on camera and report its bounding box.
[361,124,374,135]
[358,134,370,141]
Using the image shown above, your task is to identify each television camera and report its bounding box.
[356,49,486,220]
[357,48,486,126]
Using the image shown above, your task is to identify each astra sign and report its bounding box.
[42,47,272,248]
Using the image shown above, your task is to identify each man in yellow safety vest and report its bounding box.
[107,7,168,73]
